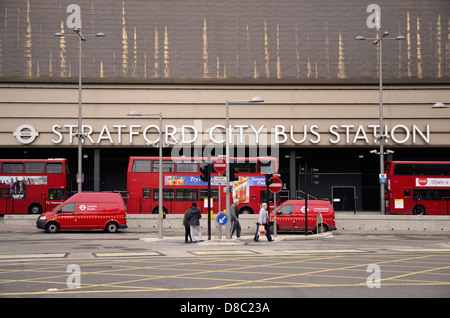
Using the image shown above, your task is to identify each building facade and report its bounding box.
[1,0,449,211]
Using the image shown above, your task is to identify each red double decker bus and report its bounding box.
[0,159,71,215]
[385,161,450,215]
[127,156,278,215]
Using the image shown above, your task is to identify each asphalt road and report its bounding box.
[1,222,450,302]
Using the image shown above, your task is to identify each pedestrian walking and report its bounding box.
[229,199,241,239]
[187,202,203,242]
[183,208,192,243]
[254,203,273,242]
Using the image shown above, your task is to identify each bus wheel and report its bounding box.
[413,205,426,215]
[28,203,43,214]
[46,222,59,233]
[152,207,167,218]
[239,207,253,214]
[105,222,119,233]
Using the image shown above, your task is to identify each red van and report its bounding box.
[36,192,127,233]
[269,200,336,233]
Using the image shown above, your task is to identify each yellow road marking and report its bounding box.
[0,253,67,259]
[280,249,364,254]
[190,250,256,255]
[94,252,161,257]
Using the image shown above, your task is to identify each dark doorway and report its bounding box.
[332,186,355,212]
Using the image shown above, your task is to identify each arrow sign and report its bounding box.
[269,177,282,193]
[217,213,228,225]
[213,158,227,173]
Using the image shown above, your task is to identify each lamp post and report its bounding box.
[356,31,404,215]
[127,111,164,239]
[225,97,264,238]
[54,28,105,193]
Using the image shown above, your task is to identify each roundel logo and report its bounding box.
[418,178,428,186]
[13,124,39,144]
[79,204,86,211]
[300,206,309,213]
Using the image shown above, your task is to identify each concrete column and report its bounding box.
[94,149,100,192]
[289,149,296,200]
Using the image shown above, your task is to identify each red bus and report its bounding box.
[385,161,450,215]
[127,156,278,215]
[0,159,71,215]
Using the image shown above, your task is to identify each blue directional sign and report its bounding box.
[217,213,228,226]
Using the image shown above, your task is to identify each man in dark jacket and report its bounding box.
[230,199,241,239]
[183,208,192,243]
[187,202,202,242]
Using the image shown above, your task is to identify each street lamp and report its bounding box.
[225,96,264,238]
[356,31,404,215]
[54,28,105,193]
[127,111,164,239]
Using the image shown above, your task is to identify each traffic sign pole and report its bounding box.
[268,176,281,238]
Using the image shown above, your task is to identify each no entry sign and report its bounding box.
[269,177,282,193]
[214,158,227,173]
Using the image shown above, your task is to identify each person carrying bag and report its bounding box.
[254,203,273,242]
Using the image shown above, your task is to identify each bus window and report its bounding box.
[1,188,9,199]
[176,162,198,173]
[47,163,63,174]
[258,161,275,174]
[49,189,65,200]
[153,161,175,173]
[176,189,198,201]
[132,160,151,172]
[25,162,45,173]
[3,163,23,173]
[153,189,175,201]
[200,189,218,201]
[260,190,274,203]
[235,162,256,173]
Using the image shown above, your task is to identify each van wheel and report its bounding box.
[269,222,278,234]
[314,224,328,234]
[46,222,59,233]
[105,222,119,233]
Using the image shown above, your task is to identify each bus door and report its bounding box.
[402,189,413,214]
[0,185,9,214]
[141,188,153,213]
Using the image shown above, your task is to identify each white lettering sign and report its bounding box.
[13,123,431,146]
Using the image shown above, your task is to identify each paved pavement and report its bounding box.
[1,217,450,300]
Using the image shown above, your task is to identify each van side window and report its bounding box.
[278,205,293,215]
[59,203,76,213]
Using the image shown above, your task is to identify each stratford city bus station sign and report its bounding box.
[11,121,431,147]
